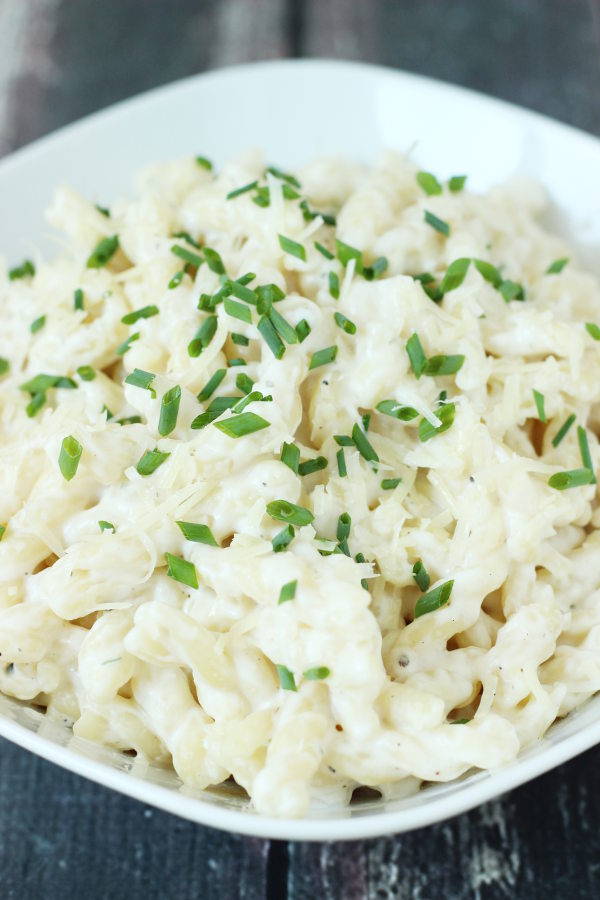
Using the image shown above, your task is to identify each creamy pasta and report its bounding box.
[1,150,600,817]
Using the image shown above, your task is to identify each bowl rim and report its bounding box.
[1,57,599,841]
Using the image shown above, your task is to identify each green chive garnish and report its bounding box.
[473,259,502,287]
[295,319,311,342]
[336,448,347,477]
[337,512,351,542]
[406,333,427,378]
[269,307,297,344]
[416,171,442,195]
[424,210,450,236]
[124,368,156,397]
[235,372,254,395]
[26,393,46,417]
[203,247,225,275]
[548,468,595,490]
[334,312,356,335]
[376,400,419,421]
[414,580,453,618]
[58,435,82,481]
[533,389,546,422]
[214,412,270,438]
[363,257,388,280]
[309,346,338,370]
[30,315,46,334]
[552,414,576,448]
[86,235,119,268]
[439,258,470,293]
[298,457,328,476]
[546,258,568,274]
[334,435,354,447]
[281,442,300,474]
[314,241,334,260]
[195,156,213,170]
[9,259,35,280]
[231,333,249,346]
[448,175,467,192]
[258,315,285,359]
[121,305,159,325]
[499,279,525,302]
[224,298,252,324]
[412,560,430,592]
[98,520,115,533]
[381,477,401,490]
[362,413,371,432]
[188,315,218,357]
[276,664,297,691]
[422,355,465,377]
[158,385,181,436]
[168,271,185,289]
[585,323,600,341]
[329,272,340,300]
[20,373,76,394]
[171,244,203,269]
[577,426,596,482]
[0,359,9,377]
[278,580,297,604]
[267,500,314,527]
[352,423,379,464]
[272,525,295,552]
[176,521,218,546]
[336,239,363,273]
[116,332,140,355]
[227,180,258,200]
[136,448,170,476]
[278,234,306,262]
[418,403,456,442]
[77,366,96,381]
[303,666,330,680]
[165,552,198,589]
[197,369,226,402]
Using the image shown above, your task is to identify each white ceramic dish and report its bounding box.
[1,59,600,841]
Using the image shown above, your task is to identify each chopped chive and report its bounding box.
[77,366,96,381]
[412,560,430,592]
[168,270,185,289]
[226,180,258,199]
[577,426,596,482]
[176,520,218,546]
[171,231,200,250]
[362,413,371,432]
[214,411,270,438]
[451,718,471,725]
[231,333,249,346]
[336,239,363,273]
[585,322,600,341]
[533,389,546,423]
[424,210,450,236]
[235,372,254,394]
[278,234,306,262]
[473,259,502,288]
[95,204,110,217]
[30,315,46,334]
[121,305,159,325]
[195,155,213,170]
[299,200,335,226]
[258,315,286,359]
[352,423,379,464]
[255,283,285,310]
[278,580,297,604]
[439,258,470,293]
[381,477,401,490]
[422,355,465,377]
[102,405,114,420]
[171,244,204,269]
[298,457,328,476]
[329,272,340,299]
[499,279,525,302]
[136,448,170,476]
[9,259,35,280]
[86,235,119,268]
[266,500,314,527]
[20,373,76,394]
[418,403,456,442]
[276,664,297,691]
[188,315,218,357]
[124,368,156,397]
[548,468,595,490]
[266,166,301,188]
[336,448,347,477]
[203,247,225,275]
[337,513,351,542]
[546,258,568,274]
[309,345,338,370]
[165,552,198,589]
[116,332,140,355]
[0,358,8,376]
[269,307,297,344]
[336,538,351,558]
[355,551,369,590]
[334,311,356,335]
[198,370,226,405]
[303,666,330,680]
[26,393,46,417]
[228,358,246,367]
[116,415,142,425]
[363,257,389,280]
[414,579,453,618]
[224,298,252,324]
[376,400,419,421]
[334,435,354,447]
[314,241,334,260]
[281,442,300,474]
[73,288,84,311]
[230,280,257,305]
[272,524,295,552]
[552,414,576,448]
[416,171,442,195]
[158,385,181,436]
[230,390,265,414]
[295,319,311,342]
[448,175,467,192]
[98,520,115,533]
[58,435,82,481]
[406,333,427,378]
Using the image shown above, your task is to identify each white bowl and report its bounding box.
[1,59,600,841]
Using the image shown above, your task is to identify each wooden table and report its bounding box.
[1,1,600,897]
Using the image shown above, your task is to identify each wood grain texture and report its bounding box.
[1,1,600,898]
